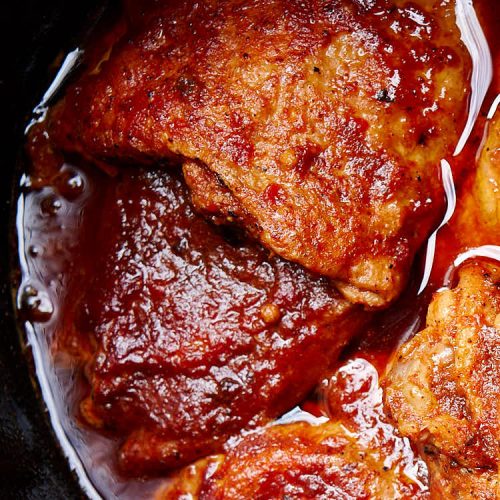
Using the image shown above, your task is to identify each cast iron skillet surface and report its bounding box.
[0,2,107,498]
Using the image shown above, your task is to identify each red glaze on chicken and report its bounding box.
[49,0,471,307]
[76,167,368,475]
[385,261,500,498]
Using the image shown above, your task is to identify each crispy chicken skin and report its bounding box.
[160,359,429,499]
[385,261,500,498]
[79,168,368,475]
[49,0,470,307]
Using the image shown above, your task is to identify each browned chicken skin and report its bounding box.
[77,167,368,475]
[456,112,500,247]
[474,113,500,233]
[49,0,470,307]
[383,103,500,500]
[385,261,500,498]
[161,359,429,499]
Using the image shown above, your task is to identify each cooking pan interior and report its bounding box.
[1,2,106,498]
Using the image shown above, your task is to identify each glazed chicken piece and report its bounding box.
[474,113,500,233]
[456,111,500,246]
[385,261,500,498]
[78,167,368,476]
[49,0,470,307]
[160,359,429,499]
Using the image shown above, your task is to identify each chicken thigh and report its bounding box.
[161,359,429,499]
[49,0,470,307]
[77,167,368,475]
[385,261,500,498]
